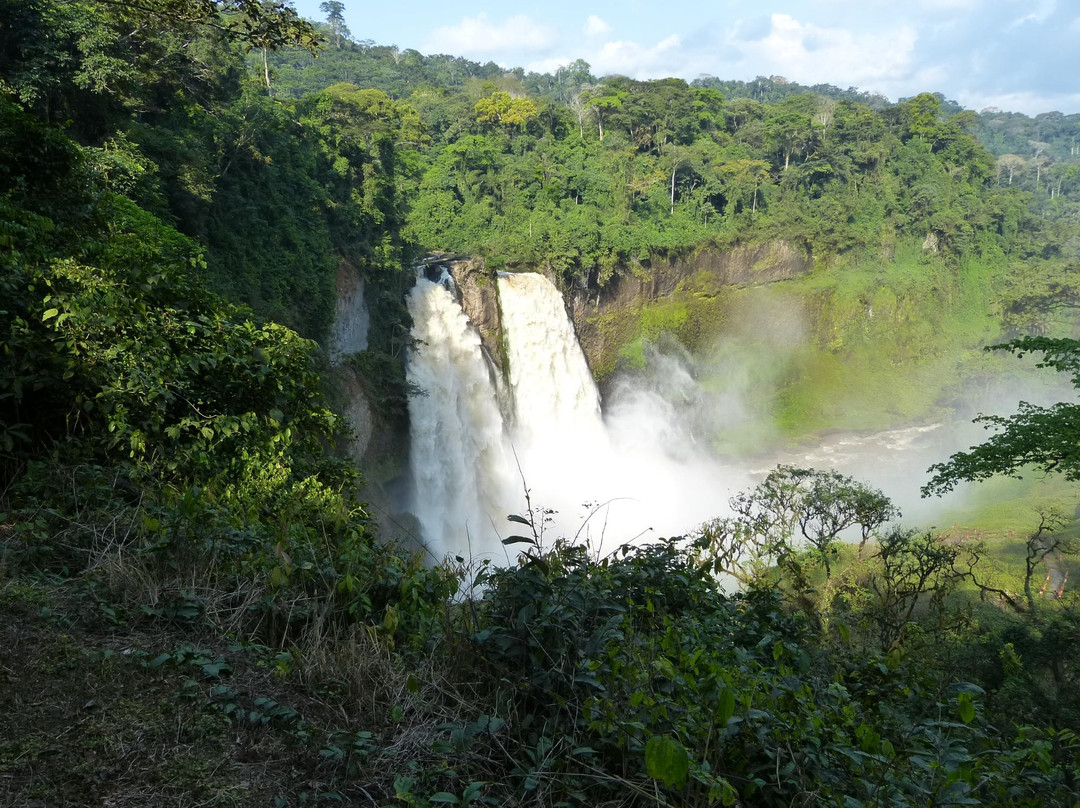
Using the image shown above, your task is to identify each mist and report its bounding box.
[403,270,1077,565]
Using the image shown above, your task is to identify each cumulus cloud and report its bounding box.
[409,1,1077,115]
[732,13,919,89]
[956,89,1080,117]
[584,14,610,38]
[423,13,556,61]
[590,34,684,78]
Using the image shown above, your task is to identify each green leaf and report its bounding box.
[148,652,172,669]
[201,660,232,679]
[886,646,904,670]
[461,782,484,805]
[718,687,736,724]
[429,793,459,804]
[502,535,535,546]
[957,692,976,724]
[720,780,738,806]
[645,735,689,789]
[42,307,58,321]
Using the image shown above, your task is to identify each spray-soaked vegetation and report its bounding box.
[2,2,1080,805]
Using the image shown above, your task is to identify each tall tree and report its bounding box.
[319,0,350,49]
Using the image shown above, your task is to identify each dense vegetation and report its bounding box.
[267,37,1080,291]
[2,2,1080,806]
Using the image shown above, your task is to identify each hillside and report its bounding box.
[2,2,1080,806]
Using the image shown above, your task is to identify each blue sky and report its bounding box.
[291,0,1079,115]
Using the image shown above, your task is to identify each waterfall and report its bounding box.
[406,269,745,559]
[496,272,760,550]
[403,268,985,562]
[497,272,606,448]
[405,269,515,562]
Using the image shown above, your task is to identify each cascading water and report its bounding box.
[495,272,618,547]
[497,272,606,448]
[495,272,743,551]
[404,268,976,564]
[405,269,516,562]
[406,268,748,560]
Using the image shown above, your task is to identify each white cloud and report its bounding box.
[524,55,578,75]
[584,14,611,38]
[423,13,556,60]
[590,34,684,78]
[955,89,1080,116]
[731,13,918,89]
[1007,0,1057,27]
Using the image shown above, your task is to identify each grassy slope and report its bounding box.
[590,244,1055,442]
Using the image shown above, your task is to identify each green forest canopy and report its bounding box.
[2,2,1080,806]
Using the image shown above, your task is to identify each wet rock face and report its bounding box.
[447,257,506,372]
[330,262,369,365]
[569,241,813,382]
[340,370,375,463]
[573,241,812,318]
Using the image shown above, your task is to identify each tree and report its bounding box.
[924,337,1080,495]
[583,86,626,142]
[697,465,898,588]
[552,59,593,104]
[764,95,819,171]
[125,0,320,51]
[717,158,770,215]
[869,527,962,651]
[968,508,1075,613]
[997,154,1026,186]
[319,1,350,49]
[473,91,539,129]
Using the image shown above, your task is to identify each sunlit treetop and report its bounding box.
[99,0,321,51]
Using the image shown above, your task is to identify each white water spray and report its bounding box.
[497,272,606,447]
[496,273,748,551]
[404,269,985,564]
[405,270,515,561]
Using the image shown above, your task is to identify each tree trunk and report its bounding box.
[262,48,272,95]
[670,166,676,214]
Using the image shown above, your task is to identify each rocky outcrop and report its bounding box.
[443,256,507,372]
[572,241,810,320]
[424,243,811,387]
[570,241,812,380]
[339,371,375,466]
[330,261,369,365]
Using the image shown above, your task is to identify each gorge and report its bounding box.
[396,257,997,564]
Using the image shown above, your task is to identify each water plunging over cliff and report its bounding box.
[403,268,1009,562]
[405,270,515,561]
[407,269,749,560]
[495,273,745,551]
[497,272,606,447]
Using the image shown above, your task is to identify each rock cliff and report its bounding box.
[570,242,812,380]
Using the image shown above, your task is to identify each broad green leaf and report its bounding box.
[957,693,976,724]
[718,687,736,724]
[645,734,689,789]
